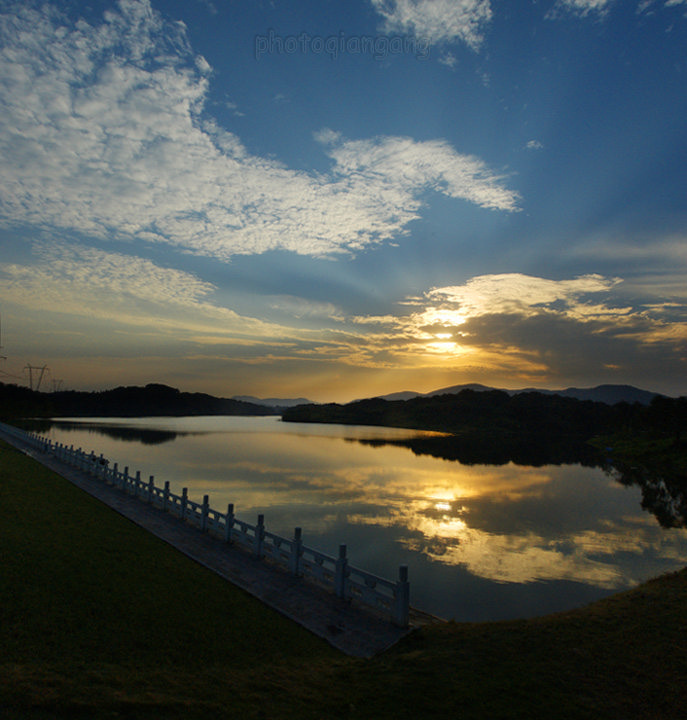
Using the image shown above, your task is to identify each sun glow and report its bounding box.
[421,308,469,326]
[427,339,462,354]
[427,335,470,355]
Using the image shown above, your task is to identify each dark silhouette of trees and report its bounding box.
[283,388,622,441]
[644,395,687,443]
[0,382,277,420]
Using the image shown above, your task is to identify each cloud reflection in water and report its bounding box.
[42,416,687,620]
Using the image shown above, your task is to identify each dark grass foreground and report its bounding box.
[2,440,687,719]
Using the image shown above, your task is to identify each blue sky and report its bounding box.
[1,0,686,401]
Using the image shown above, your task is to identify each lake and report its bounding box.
[38,415,687,622]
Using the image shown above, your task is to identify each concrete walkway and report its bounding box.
[0,427,439,657]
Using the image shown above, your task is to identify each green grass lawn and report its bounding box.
[2,438,687,719]
[592,432,687,476]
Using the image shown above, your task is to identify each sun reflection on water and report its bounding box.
[42,417,687,620]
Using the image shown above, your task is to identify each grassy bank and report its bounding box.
[2,439,687,719]
[592,432,687,476]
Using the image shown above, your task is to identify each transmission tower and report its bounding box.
[24,364,49,391]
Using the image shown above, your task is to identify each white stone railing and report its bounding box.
[0,422,410,627]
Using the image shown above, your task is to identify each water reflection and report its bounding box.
[35,416,687,622]
[28,419,192,445]
[606,460,687,529]
[359,434,603,467]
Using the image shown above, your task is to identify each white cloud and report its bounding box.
[426,273,623,320]
[0,0,517,262]
[0,241,276,337]
[321,133,519,213]
[370,0,492,48]
[638,0,687,14]
[0,241,394,366]
[549,0,614,18]
[438,52,458,68]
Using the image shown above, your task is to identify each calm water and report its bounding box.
[39,415,687,622]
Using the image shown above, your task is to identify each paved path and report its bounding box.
[1,428,440,657]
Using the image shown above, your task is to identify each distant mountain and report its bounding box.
[376,383,662,406]
[374,384,493,402]
[373,390,422,402]
[425,383,496,397]
[513,384,662,406]
[232,395,314,408]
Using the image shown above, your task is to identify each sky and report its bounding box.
[0,0,686,402]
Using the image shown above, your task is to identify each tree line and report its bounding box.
[283,389,687,445]
[0,382,277,419]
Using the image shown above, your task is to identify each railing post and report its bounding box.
[290,527,303,577]
[335,544,349,599]
[201,495,209,532]
[254,514,265,558]
[393,565,410,628]
[181,488,188,521]
[0,426,415,627]
[225,503,235,543]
